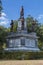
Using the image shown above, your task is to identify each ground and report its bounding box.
[0,60,43,65]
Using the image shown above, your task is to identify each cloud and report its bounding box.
[0,16,6,20]
[0,21,8,25]
[1,12,6,17]
[37,14,43,20]
[0,12,10,27]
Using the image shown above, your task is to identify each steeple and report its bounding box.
[0,0,3,17]
[20,6,24,30]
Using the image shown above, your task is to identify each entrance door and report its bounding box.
[21,37,25,46]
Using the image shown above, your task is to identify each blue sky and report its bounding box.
[0,0,43,27]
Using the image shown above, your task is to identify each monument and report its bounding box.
[4,6,40,51]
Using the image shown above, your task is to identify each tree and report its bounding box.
[38,25,43,50]
[26,15,40,33]
[0,26,7,51]
[13,20,18,32]
[0,0,3,16]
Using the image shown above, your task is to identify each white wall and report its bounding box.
[9,38,36,48]
[25,39,36,47]
[14,39,21,47]
[9,39,15,47]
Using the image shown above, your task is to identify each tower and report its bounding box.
[0,0,3,17]
[20,6,24,30]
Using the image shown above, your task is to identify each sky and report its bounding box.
[0,0,43,27]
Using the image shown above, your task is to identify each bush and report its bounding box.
[0,51,43,60]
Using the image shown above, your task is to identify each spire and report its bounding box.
[20,6,24,30]
[0,0,3,17]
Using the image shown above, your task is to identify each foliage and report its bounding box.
[0,26,7,51]
[13,20,18,32]
[0,51,43,60]
[5,21,18,33]
[26,15,39,33]
[37,25,43,50]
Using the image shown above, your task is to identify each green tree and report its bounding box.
[26,15,40,33]
[0,0,3,16]
[38,25,43,50]
[0,26,7,51]
[13,20,18,32]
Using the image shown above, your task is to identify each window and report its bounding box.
[15,39,21,47]
[9,39,13,47]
